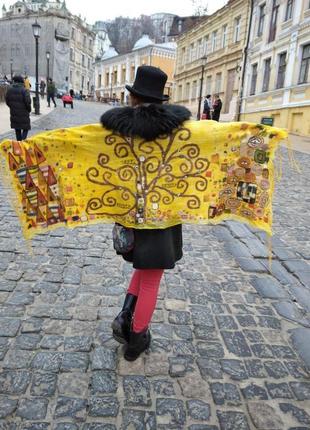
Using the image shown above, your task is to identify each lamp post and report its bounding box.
[46,51,50,83]
[32,20,41,115]
[10,58,13,81]
[197,55,208,121]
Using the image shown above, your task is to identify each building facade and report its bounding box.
[174,0,251,120]
[0,0,95,94]
[240,0,310,136]
[69,17,95,94]
[94,35,176,104]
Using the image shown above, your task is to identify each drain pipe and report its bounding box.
[237,0,254,121]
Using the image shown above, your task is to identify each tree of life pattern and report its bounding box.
[86,127,210,224]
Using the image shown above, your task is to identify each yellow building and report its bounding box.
[174,0,251,120]
[94,35,176,104]
[240,0,310,137]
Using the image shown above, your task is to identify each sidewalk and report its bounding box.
[0,98,54,135]
[287,134,310,154]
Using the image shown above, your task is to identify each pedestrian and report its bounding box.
[203,94,212,119]
[40,80,46,99]
[212,94,222,122]
[62,94,74,109]
[24,75,31,91]
[5,75,31,141]
[101,66,191,361]
[47,78,57,108]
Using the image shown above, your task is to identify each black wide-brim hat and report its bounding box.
[126,65,169,101]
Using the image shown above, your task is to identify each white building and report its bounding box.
[94,35,176,103]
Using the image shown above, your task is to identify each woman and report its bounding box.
[101,66,191,361]
[5,75,31,141]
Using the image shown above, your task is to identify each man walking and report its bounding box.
[203,94,212,119]
[47,78,57,107]
[212,94,222,122]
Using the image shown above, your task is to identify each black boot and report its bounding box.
[124,329,151,361]
[111,293,137,344]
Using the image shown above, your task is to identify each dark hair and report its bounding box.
[13,75,24,84]
[206,94,211,98]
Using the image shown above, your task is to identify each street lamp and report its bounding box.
[46,51,50,83]
[10,58,13,80]
[32,20,41,115]
[197,55,208,121]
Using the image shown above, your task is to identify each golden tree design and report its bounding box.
[86,127,210,217]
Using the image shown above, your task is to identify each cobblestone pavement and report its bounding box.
[0,102,309,429]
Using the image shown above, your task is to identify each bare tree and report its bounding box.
[106,15,156,54]
[191,0,209,16]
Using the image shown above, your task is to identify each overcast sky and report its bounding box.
[2,0,228,23]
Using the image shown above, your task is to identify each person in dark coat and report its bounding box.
[212,94,222,122]
[101,66,190,361]
[203,94,212,119]
[5,75,31,141]
[47,78,57,107]
[40,80,46,99]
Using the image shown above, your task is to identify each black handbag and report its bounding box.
[112,223,134,254]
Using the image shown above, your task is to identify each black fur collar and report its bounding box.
[100,104,191,141]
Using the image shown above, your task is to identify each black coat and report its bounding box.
[101,103,191,269]
[6,83,31,130]
[212,99,222,122]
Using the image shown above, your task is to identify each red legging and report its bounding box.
[127,269,164,333]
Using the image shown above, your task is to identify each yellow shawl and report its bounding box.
[0,121,287,239]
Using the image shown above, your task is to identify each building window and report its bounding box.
[192,80,197,99]
[89,39,92,49]
[70,48,74,61]
[71,28,75,39]
[298,44,310,84]
[198,38,203,57]
[234,17,241,42]
[81,75,85,89]
[69,70,73,83]
[178,19,182,33]
[211,31,217,52]
[222,25,227,48]
[257,3,266,37]
[204,35,209,55]
[98,74,102,88]
[276,52,287,88]
[82,54,85,67]
[215,72,222,93]
[83,35,87,47]
[181,47,186,65]
[285,0,294,21]
[190,43,196,62]
[269,0,279,43]
[178,84,183,101]
[262,58,271,92]
[88,58,91,69]
[206,75,212,94]
[185,82,190,100]
[250,63,258,95]
[105,72,109,86]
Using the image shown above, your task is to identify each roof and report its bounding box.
[168,16,203,37]
[101,46,118,60]
[132,34,154,51]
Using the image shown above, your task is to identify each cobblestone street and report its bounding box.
[0,101,309,429]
